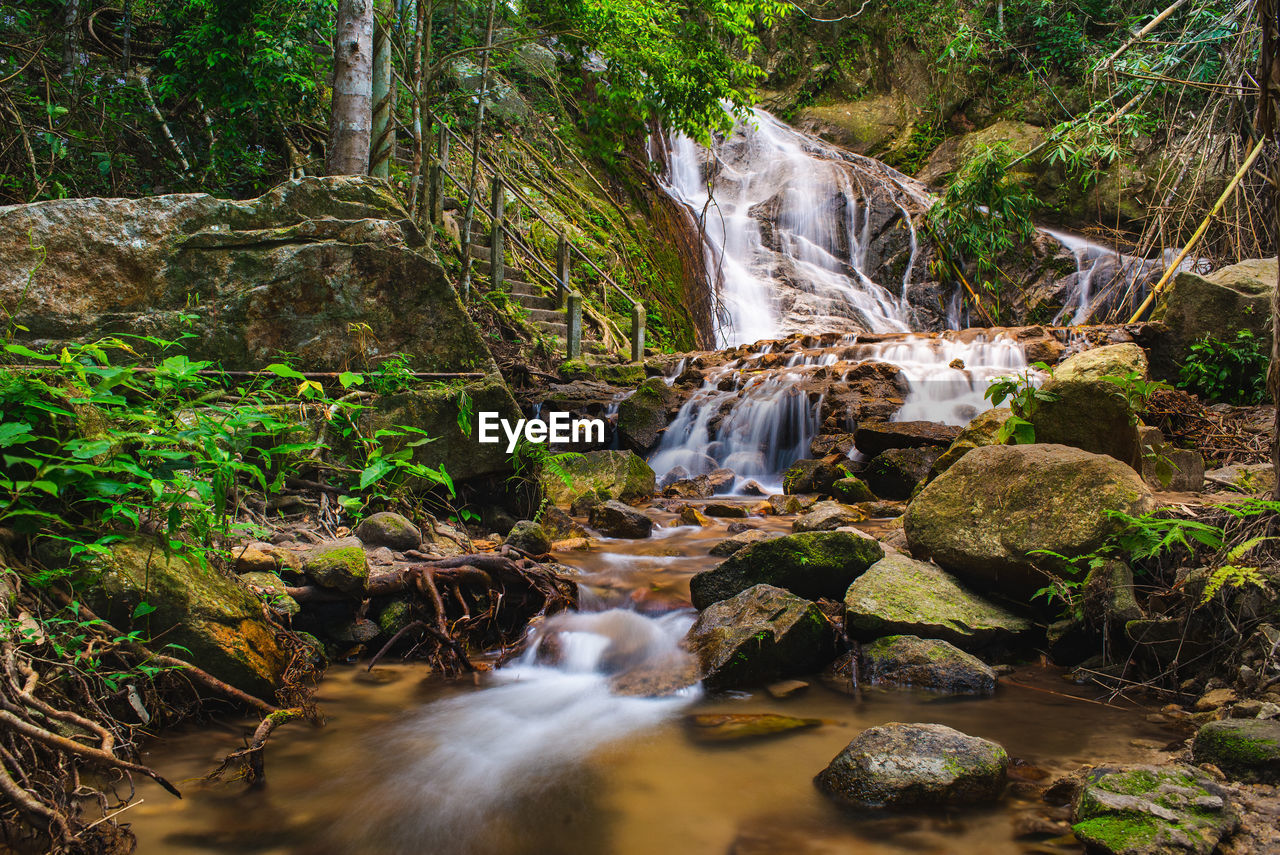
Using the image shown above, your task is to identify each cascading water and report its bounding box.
[647,108,1035,487]
[1042,226,1190,324]
[653,109,927,346]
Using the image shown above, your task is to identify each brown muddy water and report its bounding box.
[125,506,1177,855]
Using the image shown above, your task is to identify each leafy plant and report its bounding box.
[1177,330,1269,405]
[1101,371,1171,418]
[984,361,1059,443]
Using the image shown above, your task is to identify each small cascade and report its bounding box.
[647,332,1031,491]
[1042,227,1202,324]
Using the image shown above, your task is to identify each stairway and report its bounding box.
[466,233,568,341]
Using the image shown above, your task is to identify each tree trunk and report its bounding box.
[407,0,427,214]
[1260,1,1280,498]
[370,0,396,178]
[327,0,375,176]
[61,0,81,77]
[456,0,499,302]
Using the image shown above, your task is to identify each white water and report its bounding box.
[647,108,1039,487]
[339,608,697,853]
[653,109,927,346]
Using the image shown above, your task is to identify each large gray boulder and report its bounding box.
[588,500,653,539]
[685,585,835,690]
[616,377,676,453]
[843,553,1031,649]
[1072,764,1239,855]
[1150,258,1275,381]
[816,723,1008,809]
[1192,719,1280,783]
[904,444,1154,601]
[689,530,884,609]
[792,500,866,532]
[1030,344,1150,468]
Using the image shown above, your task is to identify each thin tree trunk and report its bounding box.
[370,0,396,178]
[456,0,499,302]
[408,0,426,214]
[1259,0,1280,499]
[62,0,81,77]
[121,0,134,70]
[327,0,375,176]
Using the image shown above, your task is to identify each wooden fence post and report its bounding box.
[429,130,449,226]
[556,236,570,309]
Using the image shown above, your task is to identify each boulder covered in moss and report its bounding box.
[864,447,942,500]
[354,511,422,551]
[782,458,845,495]
[304,542,370,595]
[685,584,835,690]
[859,635,996,695]
[1072,764,1239,855]
[540,449,656,508]
[792,500,867,532]
[1054,343,1149,382]
[505,520,552,555]
[1031,377,1142,468]
[905,444,1153,601]
[927,407,1010,483]
[843,553,1030,650]
[89,538,289,697]
[689,530,884,609]
[616,377,676,453]
[1192,719,1280,783]
[831,476,875,503]
[816,723,1009,809]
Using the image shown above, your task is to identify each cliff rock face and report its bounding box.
[0,176,496,375]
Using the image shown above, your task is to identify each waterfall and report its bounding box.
[646,108,1035,488]
[653,108,929,346]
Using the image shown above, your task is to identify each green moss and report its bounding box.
[305,546,369,595]
[1073,814,1160,850]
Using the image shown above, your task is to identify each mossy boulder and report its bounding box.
[88,538,288,697]
[1031,378,1142,469]
[854,420,960,457]
[685,584,835,690]
[689,530,884,609]
[708,529,780,557]
[304,543,370,595]
[832,476,875,503]
[860,635,996,695]
[1072,764,1239,855]
[377,599,415,636]
[540,449,656,509]
[927,407,1011,483]
[505,520,552,555]
[816,723,1009,809]
[795,95,905,154]
[1054,344,1149,383]
[905,444,1154,601]
[843,554,1031,650]
[354,512,422,551]
[616,377,676,453]
[865,447,942,500]
[1192,719,1280,783]
[238,571,300,618]
[792,500,867,532]
[1149,258,1275,381]
[588,500,653,539]
[782,458,845,495]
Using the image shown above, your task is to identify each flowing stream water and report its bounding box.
[128,508,1173,855]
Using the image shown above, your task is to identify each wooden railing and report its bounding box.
[425,114,645,362]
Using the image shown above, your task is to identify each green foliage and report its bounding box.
[926,142,1038,283]
[1045,113,1147,189]
[984,361,1058,443]
[1177,330,1269,406]
[1100,371,1171,421]
[532,0,790,149]
[0,336,452,571]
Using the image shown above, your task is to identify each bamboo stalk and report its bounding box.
[1127,137,1266,323]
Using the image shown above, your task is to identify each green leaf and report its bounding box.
[132,602,158,619]
[359,459,394,490]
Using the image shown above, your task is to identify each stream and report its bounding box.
[127,507,1175,855]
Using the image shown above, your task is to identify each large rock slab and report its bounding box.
[854,420,960,457]
[1150,258,1275,381]
[864,447,942,500]
[588,500,653,538]
[792,500,866,532]
[689,530,884,609]
[0,177,496,373]
[843,553,1031,649]
[540,449,656,508]
[685,585,835,690]
[816,723,1008,809]
[1072,764,1239,855]
[1031,377,1142,468]
[927,407,1011,482]
[904,444,1154,601]
[1054,343,1149,382]
[88,538,288,697]
[860,635,997,695]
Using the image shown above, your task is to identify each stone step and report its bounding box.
[535,320,568,339]
[512,293,558,311]
[525,307,569,325]
[507,279,553,298]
